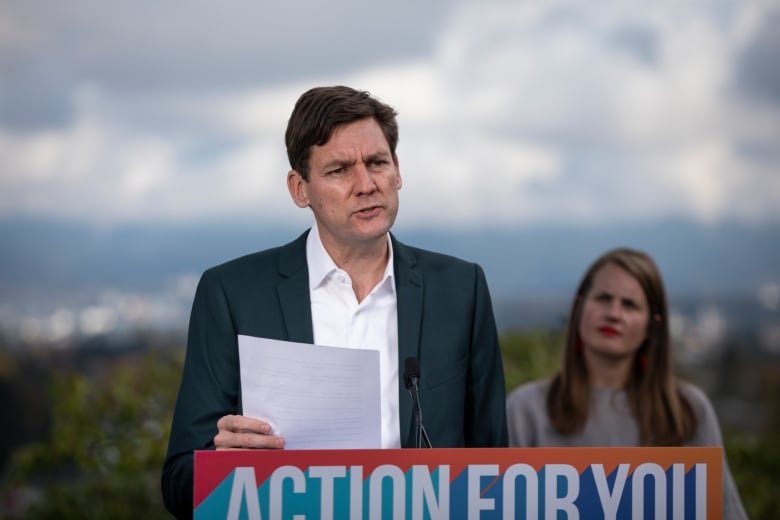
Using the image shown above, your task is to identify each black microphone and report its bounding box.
[403,356,432,448]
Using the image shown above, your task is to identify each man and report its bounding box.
[162,86,507,518]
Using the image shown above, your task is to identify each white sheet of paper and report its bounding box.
[237,334,381,450]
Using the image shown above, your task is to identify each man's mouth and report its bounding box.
[355,205,381,216]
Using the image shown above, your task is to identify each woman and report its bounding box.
[506,248,747,519]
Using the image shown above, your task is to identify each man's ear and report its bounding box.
[287,170,309,208]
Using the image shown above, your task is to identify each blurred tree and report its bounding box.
[727,432,780,518]
[0,349,51,471]
[4,347,182,519]
[500,329,564,392]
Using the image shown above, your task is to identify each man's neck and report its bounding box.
[322,235,391,303]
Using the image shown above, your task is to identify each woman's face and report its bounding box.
[579,262,650,361]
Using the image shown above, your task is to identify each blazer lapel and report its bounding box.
[277,230,314,344]
[392,235,423,446]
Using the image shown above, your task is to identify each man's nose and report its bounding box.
[354,163,377,193]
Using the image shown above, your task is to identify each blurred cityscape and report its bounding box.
[2,278,779,362]
[1,277,778,439]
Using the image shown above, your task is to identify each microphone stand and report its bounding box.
[407,376,432,449]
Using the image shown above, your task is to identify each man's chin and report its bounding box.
[352,215,395,235]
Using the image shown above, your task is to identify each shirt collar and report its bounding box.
[306,223,395,293]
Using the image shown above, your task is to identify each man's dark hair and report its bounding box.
[285,85,399,180]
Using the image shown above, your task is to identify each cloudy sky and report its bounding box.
[1,0,779,231]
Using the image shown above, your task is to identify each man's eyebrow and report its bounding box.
[366,151,392,161]
[322,157,356,170]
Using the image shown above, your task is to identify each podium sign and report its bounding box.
[194,447,721,519]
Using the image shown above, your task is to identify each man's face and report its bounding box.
[288,118,402,254]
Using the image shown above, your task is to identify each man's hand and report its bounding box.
[214,414,285,449]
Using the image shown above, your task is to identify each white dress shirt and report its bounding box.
[306,224,401,448]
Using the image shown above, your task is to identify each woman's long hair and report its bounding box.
[546,248,697,445]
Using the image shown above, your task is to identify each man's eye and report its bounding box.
[327,167,344,175]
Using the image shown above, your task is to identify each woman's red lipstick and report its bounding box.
[598,326,619,336]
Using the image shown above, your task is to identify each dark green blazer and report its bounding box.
[162,230,508,518]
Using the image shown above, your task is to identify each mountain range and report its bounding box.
[1,217,778,332]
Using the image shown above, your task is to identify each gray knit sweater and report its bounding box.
[506,378,748,519]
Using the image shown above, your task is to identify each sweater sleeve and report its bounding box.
[506,379,551,447]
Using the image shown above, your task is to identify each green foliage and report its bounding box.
[725,432,780,518]
[500,329,564,392]
[5,348,183,519]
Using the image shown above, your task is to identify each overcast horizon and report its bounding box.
[2,1,779,232]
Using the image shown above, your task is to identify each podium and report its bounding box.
[194,447,722,519]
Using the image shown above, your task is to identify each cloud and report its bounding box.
[0,0,450,96]
[1,0,778,228]
[734,5,780,105]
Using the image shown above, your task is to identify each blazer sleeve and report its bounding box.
[409,253,509,448]
[465,264,509,447]
[161,267,242,519]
